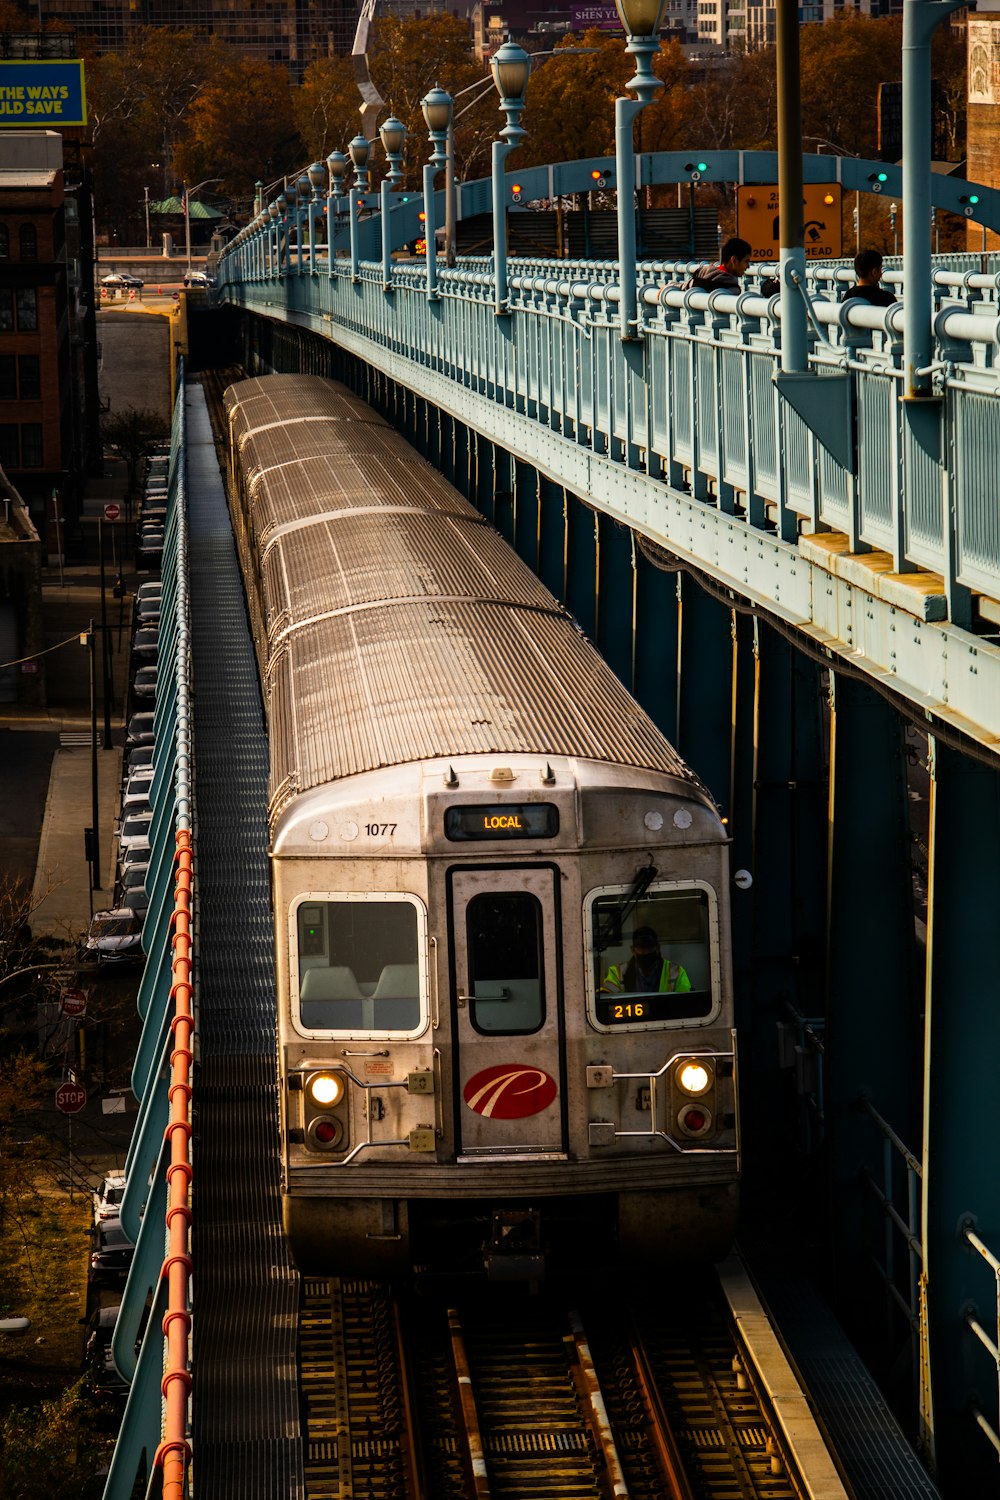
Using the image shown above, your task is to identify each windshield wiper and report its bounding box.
[596,862,658,951]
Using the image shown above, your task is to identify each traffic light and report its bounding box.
[685,160,710,181]
[867,170,889,194]
[511,182,523,203]
[590,167,612,189]
[418,210,426,222]
[959,192,980,217]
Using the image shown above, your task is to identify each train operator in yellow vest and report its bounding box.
[602,926,692,995]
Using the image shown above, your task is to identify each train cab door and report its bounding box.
[448,865,566,1157]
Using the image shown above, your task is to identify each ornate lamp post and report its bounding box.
[267,199,280,278]
[379,114,407,291]
[296,172,312,274]
[612,0,665,340]
[421,85,453,302]
[275,192,288,274]
[489,42,531,317]
[326,151,347,277]
[307,162,326,272]
[348,134,371,281]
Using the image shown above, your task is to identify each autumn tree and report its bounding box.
[365,13,484,189]
[173,55,304,198]
[101,407,169,500]
[294,55,362,164]
[0,1380,114,1500]
[87,27,229,241]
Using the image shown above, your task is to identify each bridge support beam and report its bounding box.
[825,676,919,1337]
[922,740,1000,1485]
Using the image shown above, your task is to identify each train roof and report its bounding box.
[225,376,705,813]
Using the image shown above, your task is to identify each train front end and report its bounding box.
[274,752,738,1280]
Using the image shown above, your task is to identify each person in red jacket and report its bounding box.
[686,237,752,292]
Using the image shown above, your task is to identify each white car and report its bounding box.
[93,1171,127,1224]
[119,811,153,850]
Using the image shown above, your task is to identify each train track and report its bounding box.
[299,1276,811,1500]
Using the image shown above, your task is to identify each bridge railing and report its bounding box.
[963,1225,1000,1464]
[225,246,1000,628]
[103,364,193,1500]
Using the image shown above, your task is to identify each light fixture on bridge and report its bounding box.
[327,150,348,202]
[349,135,371,194]
[420,86,454,303]
[487,43,531,319]
[612,0,666,343]
[379,115,408,291]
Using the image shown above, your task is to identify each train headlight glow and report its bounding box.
[308,1071,345,1107]
[677,1061,711,1095]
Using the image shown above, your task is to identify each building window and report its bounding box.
[0,225,7,259]
[0,290,12,331]
[20,423,42,467]
[19,223,37,260]
[18,355,40,400]
[0,424,17,467]
[15,289,37,331]
[0,355,14,400]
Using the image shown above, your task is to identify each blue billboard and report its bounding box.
[0,61,86,127]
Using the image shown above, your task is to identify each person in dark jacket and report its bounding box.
[841,249,896,306]
[685,237,752,292]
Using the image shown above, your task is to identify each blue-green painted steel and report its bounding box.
[921,742,1000,1484]
[113,1146,168,1382]
[675,575,731,808]
[632,548,679,743]
[826,676,920,1289]
[565,492,598,640]
[537,475,566,603]
[102,1279,171,1500]
[592,511,632,690]
[218,213,1000,753]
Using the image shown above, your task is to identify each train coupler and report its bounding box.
[485,1208,544,1281]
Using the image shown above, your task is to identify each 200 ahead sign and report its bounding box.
[0,62,87,127]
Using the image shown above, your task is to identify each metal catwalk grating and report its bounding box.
[185,382,304,1498]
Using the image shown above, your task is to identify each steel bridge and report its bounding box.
[104,139,1000,1498]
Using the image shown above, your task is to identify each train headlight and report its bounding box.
[307,1071,345,1107]
[677,1060,712,1096]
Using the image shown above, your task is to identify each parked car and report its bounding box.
[122,885,149,918]
[138,534,163,566]
[135,597,161,625]
[126,712,155,747]
[119,811,153,850]
[84,1302,128,1392]
[121,783,152,818]
[93,1171,127,1225]
[132,666,157,701]
[90,1219,135,1287]
[136,581,163,602]
[84,908,143,964]
[131,627,159,663]
[119,840,151,874]
[125,743,154,775]
[101,271,144,290]
[119,860,149,898]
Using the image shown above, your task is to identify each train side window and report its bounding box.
[586,883,719,1031]
[466,891,544,1035]
[293,894,424,1034]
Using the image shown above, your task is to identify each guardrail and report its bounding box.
[103,362,193,1500]
[221,240,1000,635]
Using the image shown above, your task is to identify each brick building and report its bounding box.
[967,6,1000,251]
[0,130,100,550]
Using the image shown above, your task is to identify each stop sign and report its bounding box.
[55,1083,87,1114]
[61,988,87,1017]
[103,503,121,521]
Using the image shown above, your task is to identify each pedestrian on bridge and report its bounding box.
[842,249,896,307]
[685,237,752,293]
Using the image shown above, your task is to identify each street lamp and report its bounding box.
[379,115,406,290]
[307,162,325,272]
[183,177,222,274]
[348,134,372,281]
[421,84,453,302]
[489,42,531,317]
[296,173,312,274]
[275,192,288,274]
[267,199,280,277]
[326,151,348,278]
[284,181,300,276]
[612,0,666,341]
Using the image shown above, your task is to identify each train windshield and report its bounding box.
[294,895,423,1034]
[588,884,717,1029]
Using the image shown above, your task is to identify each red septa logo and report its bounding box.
[463,1064,557,1119]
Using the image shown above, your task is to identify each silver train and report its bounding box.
[225,373,739,1278]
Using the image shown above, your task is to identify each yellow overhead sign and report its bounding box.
[737,184,842,261]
